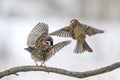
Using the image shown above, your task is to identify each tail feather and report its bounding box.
[74,41,93,53]
[74,41,84,53]
[24,47,34,53]
[83,41,93,52]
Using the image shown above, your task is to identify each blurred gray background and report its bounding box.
[0,0,120,80]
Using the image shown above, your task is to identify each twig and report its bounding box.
[0,62,120,79]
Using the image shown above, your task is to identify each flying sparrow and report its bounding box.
[25,22,71,66]
[49,19,104,53]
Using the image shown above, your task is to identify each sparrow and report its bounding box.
[25,39,71,66]
[25,22,71,66]
[49,19,104,53]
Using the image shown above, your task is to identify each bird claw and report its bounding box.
[40,64,47,67]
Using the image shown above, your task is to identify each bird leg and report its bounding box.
[40,61,46,67]
[35,61,38,66]
[43,61,46,67]
[40,62,44,67]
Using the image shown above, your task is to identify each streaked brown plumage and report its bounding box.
[25,39,71,66]
[27,22,53,47]
[25,22,71,66]
[49,19,104,53]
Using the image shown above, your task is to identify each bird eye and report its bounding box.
[43,41,50,45]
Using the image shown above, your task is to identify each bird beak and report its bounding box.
[50,40,53,46]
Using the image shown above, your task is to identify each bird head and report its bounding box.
[43,36,53,45]
[70,19,80,28]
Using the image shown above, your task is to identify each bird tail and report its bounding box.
[83,41,93,52]
[24,47,34,53]
[74,40,93,53]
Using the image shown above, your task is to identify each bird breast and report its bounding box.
[31,44,50,62]
[73,26,86,40]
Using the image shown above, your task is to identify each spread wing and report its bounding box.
[81,23,104,36]
[27,23,49,47]
[49,26,72,37]
[45,40,71,60]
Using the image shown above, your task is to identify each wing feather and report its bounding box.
[46,40,71,60]
[81,23,104,36]
[49,26,72,37]
[27,23,48,47]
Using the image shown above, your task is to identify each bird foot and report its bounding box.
[39,64,47,68]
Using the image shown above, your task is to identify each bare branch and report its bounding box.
[0,62,120,79]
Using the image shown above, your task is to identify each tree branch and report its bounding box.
[0,62,120,79]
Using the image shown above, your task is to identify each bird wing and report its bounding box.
[81,23,104,36]
[45,40,71,60]
[27,23,49,47]
[49,26,72,37]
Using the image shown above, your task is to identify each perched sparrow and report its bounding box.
[49,19,104,53]
[25,22,71,66]
[25,39,71,66]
